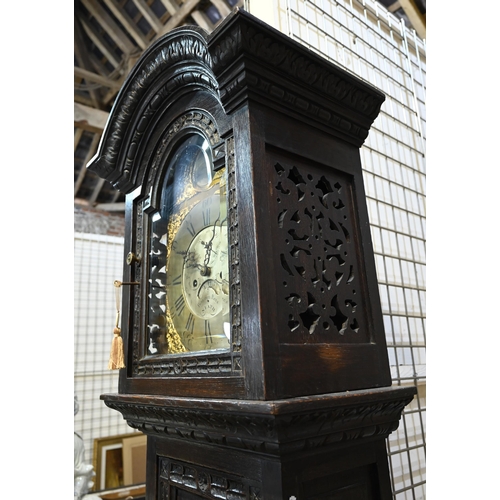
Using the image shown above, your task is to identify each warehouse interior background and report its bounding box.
[3,1,499,499]
[74,1,428,498]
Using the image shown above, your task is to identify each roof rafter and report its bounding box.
[103,0,150,49]
[154,0,201,40]
[75,67,123,91]
[81,0,137,55]
[75,15,102,108]
[74,0,245,210]
[74,102,110,133]
[131,0,163,32]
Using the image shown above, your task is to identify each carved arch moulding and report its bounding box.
[87,9,387,191]
[87,26,219,194]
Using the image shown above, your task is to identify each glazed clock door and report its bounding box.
[147,133,230,357]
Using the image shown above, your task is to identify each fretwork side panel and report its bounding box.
[266,1,426,497]
[270,155,370,345]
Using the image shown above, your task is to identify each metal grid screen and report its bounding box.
[262,0,426,498]
[74,232,136,469]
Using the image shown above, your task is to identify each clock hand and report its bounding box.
[200,216,220,274]
[215,277,229,295]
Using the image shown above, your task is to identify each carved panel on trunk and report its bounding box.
[159,458,262,499]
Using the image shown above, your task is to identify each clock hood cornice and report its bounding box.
[209,9,386,147]
[87,9,386,194]
[87,24,218,194]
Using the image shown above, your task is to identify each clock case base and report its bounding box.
[102,386,415,499]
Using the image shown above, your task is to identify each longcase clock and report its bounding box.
[88,9,416,500]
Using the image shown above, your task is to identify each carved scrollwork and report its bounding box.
[272,159,369,342]
[133,354,234,377]
[159,458,262,499]
[87,28,218,193]
[103,388,415,457]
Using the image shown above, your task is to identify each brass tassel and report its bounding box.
[109,283,125,370]
[108,326,125,369]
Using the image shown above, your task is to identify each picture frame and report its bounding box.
[92,432,147,492]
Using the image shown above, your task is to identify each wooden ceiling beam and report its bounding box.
[75,133,101,197]
[88,53,112,77]
[74,198,91,207]
[103,0,149,50]
[81,18,122,68]
[211,0,231,18]
[75,67,123,91]
[399,0,425,39]
[82,0,137,55]
[387,1,401,13]
[74,102,110,134]
[88,177,107,204]
[94,202,126,211]
[75,15,102,109]
[190,10,214,32]
[74,128,84,152]
[131,0,163,33]
[158,0,179,16]
[74,93,95,107]
[154,0,201,40]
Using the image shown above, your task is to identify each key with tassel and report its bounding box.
[108,280,139,370]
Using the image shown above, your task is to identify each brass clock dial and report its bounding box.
[147,133,230,356]
[166,191,230,352]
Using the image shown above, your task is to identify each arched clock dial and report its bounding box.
[166,192,230,352]
[146,132,230,355]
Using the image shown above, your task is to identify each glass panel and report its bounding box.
[147,134,230,356]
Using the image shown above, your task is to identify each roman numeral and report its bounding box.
[203,207,211,226]
[186,219,196,237]
[174,294,185,316]
[186,313,195,336]
[172,274,182,286]
[204,320,212,344]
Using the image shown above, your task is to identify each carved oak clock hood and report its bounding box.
[88,8,416,499]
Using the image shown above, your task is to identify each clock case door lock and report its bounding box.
[126,252,141,266]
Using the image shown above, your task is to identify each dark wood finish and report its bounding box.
[88,9,417,499]
[102,386,414,499]
[88,9,391,400]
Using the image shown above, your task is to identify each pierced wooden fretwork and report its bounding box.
[272,158,370,343]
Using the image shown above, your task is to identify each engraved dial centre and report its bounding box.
[182,225,229,320]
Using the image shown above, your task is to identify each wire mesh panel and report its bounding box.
[266,0,426,498]
[74,232,138,471]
